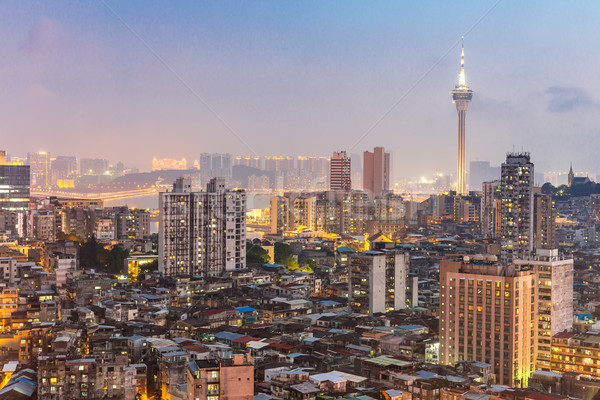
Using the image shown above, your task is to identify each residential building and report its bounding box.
[514,249,573,371]
[500,152,534,264]
[363,147,390,199]
[159,177,246,277]
[534,193,556,250]
[80,158,109,176]
[481,180,501,239]
[270,196,291,235]
[348,249,408,314]
[186,354,254,400]
[330,151,351,191]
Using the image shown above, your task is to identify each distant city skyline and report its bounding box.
[2,2,600,180]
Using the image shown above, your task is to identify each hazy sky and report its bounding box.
[1,1,599,179]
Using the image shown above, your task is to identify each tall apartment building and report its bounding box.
[51,156,77,182]
[330,151,351,191]
[113,207,151,240]
[363,147,390,198]
[315,190,368,235]
[481,180,501,239]
[439,255,537,387]
[28,151,50,187]
[200,153,233,178]
[234,156,262,169]
[292,195,317,231]
[372,192,405,222]
[270,196,291,235]
[80,158,109,175]
[514,249,573,371]
[533,193,556,250]
[348,249,408,314]
[0,163,30,211]
[186,354,254,400]
[297,156,329,175]
[270,194,319,235]
[264,156,294,172]
[159,177,246,277]
[500,152,534,264]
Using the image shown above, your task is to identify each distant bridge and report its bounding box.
[31,187,161,201]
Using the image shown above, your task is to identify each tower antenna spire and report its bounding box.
[458,37,466,87]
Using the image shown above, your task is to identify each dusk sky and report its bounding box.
[2,1,600,179]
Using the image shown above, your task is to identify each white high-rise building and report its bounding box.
[514,249,573,371]
[159,177,246,277]
[348,249,408,314]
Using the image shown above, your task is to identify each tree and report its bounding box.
[136,259,158,281]
[274,242,297,268]
[80,237,130,276]
[79,236,106,270]
[274,242,293,263]
[305,259,317,270]
[105,246,130,275]
[247,245,271,264]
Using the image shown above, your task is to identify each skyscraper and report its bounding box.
[363,146,390,198]
[329,151,351,191]
[80,158,109,176]
[452,39,473,195]
[500,152,534,264]
[159,177,246,277]
[0,164,30,211]
[27,151,50,187]
[199,153,233,178]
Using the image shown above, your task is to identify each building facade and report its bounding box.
[28,151,50,187]
[514,249,573,371]
[439,255,537,387]
[363,147,390,199]
[481,180,501,239]
[159,177,246,277]
[186,355,254,400]
[534,193,556,250]
[330,151,351,191]
[348,250,408,314]
[500,152,534,264]
[0,164,30,211]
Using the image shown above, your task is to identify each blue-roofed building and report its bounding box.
[236,306,259,324]
[214,331,245,343]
